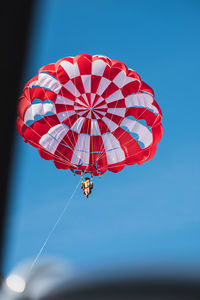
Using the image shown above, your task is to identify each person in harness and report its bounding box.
[81,175,93,198]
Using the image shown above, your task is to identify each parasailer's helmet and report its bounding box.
[85,177,90,181]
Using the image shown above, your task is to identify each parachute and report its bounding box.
[16,54,163,176]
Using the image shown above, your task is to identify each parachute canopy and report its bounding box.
[17,54,163,176]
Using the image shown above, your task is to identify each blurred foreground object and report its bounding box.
[0,0,34,277]
[0,258,72,300]
[1,259,200,300]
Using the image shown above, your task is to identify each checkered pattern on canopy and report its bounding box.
[17,54,163,175]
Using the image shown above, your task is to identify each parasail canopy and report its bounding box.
[17,54,163,176]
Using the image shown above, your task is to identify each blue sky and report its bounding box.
[4,0,200,275]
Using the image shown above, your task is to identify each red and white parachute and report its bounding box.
[17,54,163,176]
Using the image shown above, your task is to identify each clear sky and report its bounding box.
[4,0,200,275]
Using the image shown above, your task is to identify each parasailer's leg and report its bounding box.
[84,187,90,198]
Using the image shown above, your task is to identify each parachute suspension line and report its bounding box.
[84,109,91,167]
[113,110,159,164]
[79,107,91,175]
[95,96,160,164]
[22,123,75,169]
[89,109,100,179]
[111,102,160,163]
[23,59,84,168]
[89,62,112,174]
[114,95,157,151]
[26,62,78,165]
[25,86,77,159]
[23,92,77,168]
[22,93,73,167]
[72,110,91,176]
[91,110,94,172]
[75,91,92,175]
[29,178,82,273]
[89,109,94,175]
[93,161,101,179]
[95,66,127,164]
[94,62,111,164]
[55,61,77,151]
